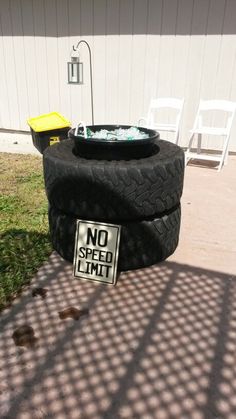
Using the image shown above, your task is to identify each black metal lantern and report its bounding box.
[67,56,83,84]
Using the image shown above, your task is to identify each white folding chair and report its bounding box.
[185,100,236,171]
[138,97,184,144]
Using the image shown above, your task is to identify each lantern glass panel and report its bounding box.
[67,61,83,84]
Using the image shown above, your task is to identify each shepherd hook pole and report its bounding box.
[73,40,94,125]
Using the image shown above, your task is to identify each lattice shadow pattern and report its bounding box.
[0,252,236,418]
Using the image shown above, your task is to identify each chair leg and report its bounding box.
[197,134,202,154]
[224,139,230,165]
[185,133,195,166]
[218,155,225,171]
[225,152,228,165]
[185,152,191,166]
[174,130,179,145]
[218,135,230,171]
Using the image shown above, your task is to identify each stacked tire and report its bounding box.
[43,139,185,271]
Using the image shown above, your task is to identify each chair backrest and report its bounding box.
[147,97,184,129]
[193,99,236,133]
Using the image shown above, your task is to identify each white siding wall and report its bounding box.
[1,0,236,150]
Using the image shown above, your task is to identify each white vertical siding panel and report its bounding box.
[0,0,236,151]
[199,0,225,99]
[105,0,119,124]
[198,0,226,150]
[171,0,193,144]
[215,0,236,100]
[229,50,236,151]
[157,0,178,98]
[93,0,106,124]
[117,0,133,124]
[21,0,40,120]
[80,0,94,125]
[33,0,50,115]
[0,0,20,129]
[143,0,162,119]
[229,42,236,152]
[44,0,60,112]
[129,0,148,125]
[171,0,193,97]
[0,9,11,128]
[10,0,29,130]
[215,0,236,151]
[56,0,71,122]
[68,0,81,125]
[156,0,178,140]
[182,0,210,147]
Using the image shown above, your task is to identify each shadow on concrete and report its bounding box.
[0,252,235,418]
[186,158,220,170]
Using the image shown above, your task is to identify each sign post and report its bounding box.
[73,220,121,285]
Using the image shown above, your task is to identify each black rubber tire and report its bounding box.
[43,139,184,221]
[48,205,181,271]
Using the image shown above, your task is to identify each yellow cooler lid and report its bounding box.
[27,112,71,132]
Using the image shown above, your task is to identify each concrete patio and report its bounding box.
[0,158,236,418]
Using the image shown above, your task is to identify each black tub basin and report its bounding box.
[69,124,160,159]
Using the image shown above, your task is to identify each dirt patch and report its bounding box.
[58,307,89,321]
[12,325,37,348]
[32,287,48,299]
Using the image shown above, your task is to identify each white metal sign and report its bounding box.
[73,220,121,285]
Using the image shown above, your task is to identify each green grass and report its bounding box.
[0,153,52,310]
